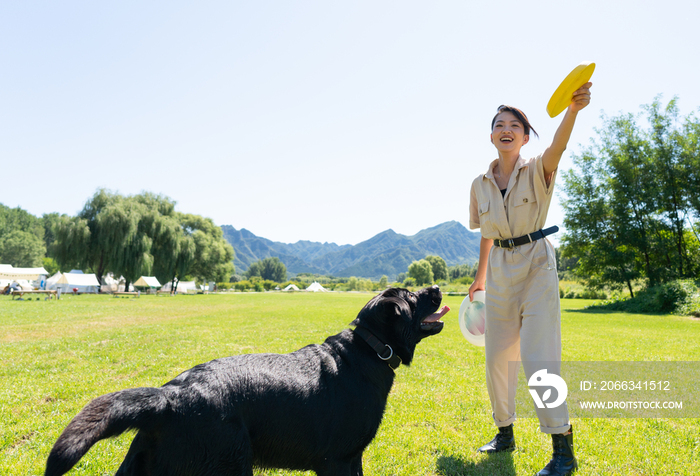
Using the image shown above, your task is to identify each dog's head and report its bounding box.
[351,285,448,366]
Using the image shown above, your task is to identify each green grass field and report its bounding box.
[1,292,699,475]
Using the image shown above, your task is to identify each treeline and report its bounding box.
[398,256,478,287]
[1,190,234,290]
[225,255,480,292]
[0,204,52,269]
[561,97,700,297]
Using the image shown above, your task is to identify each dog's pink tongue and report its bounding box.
[423,306,450,323]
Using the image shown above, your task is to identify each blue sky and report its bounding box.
[2,1,699,246]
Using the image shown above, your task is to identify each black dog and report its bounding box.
[45,286,448,476]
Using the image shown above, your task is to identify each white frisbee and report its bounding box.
[458,290,486,347]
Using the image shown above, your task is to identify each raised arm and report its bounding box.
[541,82,593,179]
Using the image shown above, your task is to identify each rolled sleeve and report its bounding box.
[535,153,557,194]
[469,180,481,230]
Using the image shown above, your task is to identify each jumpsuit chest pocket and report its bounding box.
[478,200,496,236]
[514,189,537,208]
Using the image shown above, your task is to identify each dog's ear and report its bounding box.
[350,293,409,328]
[351,292,418,365]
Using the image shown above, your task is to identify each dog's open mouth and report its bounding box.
[421,306,450,331]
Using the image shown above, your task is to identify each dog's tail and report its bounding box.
[45,387,169,476]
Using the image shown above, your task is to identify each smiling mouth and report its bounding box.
[500,137,513,143]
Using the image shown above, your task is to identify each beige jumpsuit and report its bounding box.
[469,154,570,434]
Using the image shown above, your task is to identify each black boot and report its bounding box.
[477,424,515,453]
[537,426,577,475]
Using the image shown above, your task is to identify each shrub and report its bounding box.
[235,280,253,292]
[452,276,474,286]
[587,279,699,315]
[261,280,277,291]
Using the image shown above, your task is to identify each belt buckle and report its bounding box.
[500,238,514,249]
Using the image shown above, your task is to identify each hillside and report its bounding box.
[221,221,480,280]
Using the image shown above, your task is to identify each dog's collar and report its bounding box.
[353,326,402,371]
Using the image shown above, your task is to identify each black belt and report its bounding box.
[493,226,559,249]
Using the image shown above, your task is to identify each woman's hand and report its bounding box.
[568,81,592,113]
[468,278,485,302]
[469,237,492,301]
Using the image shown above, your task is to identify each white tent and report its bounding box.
[161,280,197,294]
[305,282,327,292]
[0,264,48,281]
[283,284,300,292]
[51,272,100,293]
[100,274,119,293]
[45,272,62,290]
[134,276,161,288]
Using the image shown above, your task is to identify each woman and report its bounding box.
[468,83,592,476]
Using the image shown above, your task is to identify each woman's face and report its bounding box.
[490,111,529,154]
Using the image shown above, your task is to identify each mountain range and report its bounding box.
[221,221,480,280]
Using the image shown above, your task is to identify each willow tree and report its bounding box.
[51,189,234,289]
[97,200,154,292]
[51,189,119,283]
[179,213,234,284]
[150,214,196,293]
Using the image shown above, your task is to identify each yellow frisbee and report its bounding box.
[546,61,595,118]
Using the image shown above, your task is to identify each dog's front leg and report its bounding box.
[314,457,361,476]
[350,454,364,476]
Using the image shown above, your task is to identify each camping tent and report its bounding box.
[161,280,198,294]
[283,284,300,292]
[1,264,50,290]
[45,272,62,290]
[100,274,119,293]
[0,264,48,281]
[50,272,100,293]
[305,282,327,292]
[134,276,161,288]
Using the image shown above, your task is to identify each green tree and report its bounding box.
[408,259,434,286]
[379,275,388,288]
[51,189,119,283]
[0,230,45,267]
[561,125,643,296]
[449,262,478,280]
[179,213,234,283]
[679,112,700,224]
[42,212,64,256]
[346,276,360,291]
[645,99,696,278]
[425,255,448,281]
[0,204,46,267]
[561,97,699,293]
[51,190,235,290]
[150,215,196,293]
[42,257,60,275]
[246,257,287,283]
[97,200,154,291]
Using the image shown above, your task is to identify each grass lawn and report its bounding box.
[1,292,699,475]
